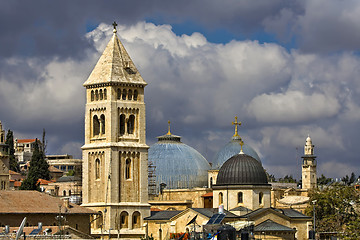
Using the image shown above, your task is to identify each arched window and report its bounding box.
[100,114,105,135]
[238,192,243,204]
[133,90,138,101]
[63,190,66,196]
[219,192,223,204]
[122,89,127,100]
[127,115,135,134]
[91,90,94,101]
[117,89,121,100]
[120,211,128,229]
[104,89,107,100]
[128,90,132,100]
[259,192,263,205]
[99,89,103,100]
[132,211,141,229]
[125,159,131,179]
[95,159,100,179]
[95,90,99,101]
[93,115,100,136]
[119,114,125,136]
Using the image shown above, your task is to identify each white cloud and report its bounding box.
[247,91,340,123]
[2,21,360,178]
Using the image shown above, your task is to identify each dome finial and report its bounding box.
[167,120,172,135]
[112,21,118,33]
[239,139,244,154]
[232,116,241,137]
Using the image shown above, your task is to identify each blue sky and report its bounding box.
[1,0,360,179]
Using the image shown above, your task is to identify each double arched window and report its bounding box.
[93,114,105,137]
[119,114,136,136]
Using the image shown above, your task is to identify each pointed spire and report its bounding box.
[232,116,241,137]
[84,23,147,87]
[167,120,172,135]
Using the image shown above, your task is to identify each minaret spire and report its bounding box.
[232,116,241,137]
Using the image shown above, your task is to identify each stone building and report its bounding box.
[81,23,150,238]
[0,121,9,190]
[14,138,41,163]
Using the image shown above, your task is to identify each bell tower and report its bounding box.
[82,22,150,238]
[0,121,10,190]
[301,135,317,190]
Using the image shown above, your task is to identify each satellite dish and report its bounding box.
[15,217,27,240]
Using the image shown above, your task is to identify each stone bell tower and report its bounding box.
[301,135,317,190]
[81,22,150,238]
[0,121,10,190]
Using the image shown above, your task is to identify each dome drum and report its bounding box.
[215,153,269,186]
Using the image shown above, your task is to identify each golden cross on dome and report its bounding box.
[240,139,244,153]
[232,116,241,137]
[167,120,172,135]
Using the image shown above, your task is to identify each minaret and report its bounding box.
[81,22,150,237]
[0,121,10,190]
[301,135,317,190]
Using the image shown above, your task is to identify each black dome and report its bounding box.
[216,153,268,185]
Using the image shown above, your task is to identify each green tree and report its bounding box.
[279,175,297,183]
[20,139,50,190]
[5,130,19,172]
[306,185,360,238]
[317,174,332,185]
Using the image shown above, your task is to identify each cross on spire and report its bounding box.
[167,120,172,135]
[112,21,118,33]
[239,139,244,154]
[232,116,241,137]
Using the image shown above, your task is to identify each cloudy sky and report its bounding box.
[1,0,360,179]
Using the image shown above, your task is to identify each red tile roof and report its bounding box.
[13,181,22,187]
[16,139,37,143]
[37,179,54,185]
[201,192,213,197]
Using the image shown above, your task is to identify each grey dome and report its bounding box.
[216,153,268,186]
[212,136,261,169]
[148,133,211,192]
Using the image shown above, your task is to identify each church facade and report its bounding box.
[81,23,150,238]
